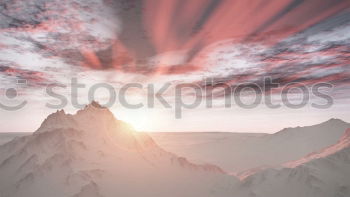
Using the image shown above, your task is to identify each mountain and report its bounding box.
[150,119,350,173]
[284,128,350,168]
[1,103,350,197]
[0,102,238,197]
[235,129,350,197]
[0,133,29,145]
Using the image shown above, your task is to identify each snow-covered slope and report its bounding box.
[150,119,350,173]
[284,128,350,168]
[235,129,350,197]
[0,133,29,145]
[0,102,238,197]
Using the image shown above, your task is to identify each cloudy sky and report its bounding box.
[0,0,350,132]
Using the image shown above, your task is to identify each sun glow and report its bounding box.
[115,109,159,131]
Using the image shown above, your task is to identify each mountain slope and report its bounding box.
[0,102,238,197]
[0,133,29,145]
[150,119,350,172]
[235,129,350,197]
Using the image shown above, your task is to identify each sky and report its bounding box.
[0,0,350,133]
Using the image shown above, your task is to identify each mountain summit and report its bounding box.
[35,101,158,151]
[37,101,114,132]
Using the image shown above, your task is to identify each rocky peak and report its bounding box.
[36,101,115,133]
[34,102,158,151]
[89,101,105,109]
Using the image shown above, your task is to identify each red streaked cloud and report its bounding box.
[0,0,349,101]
